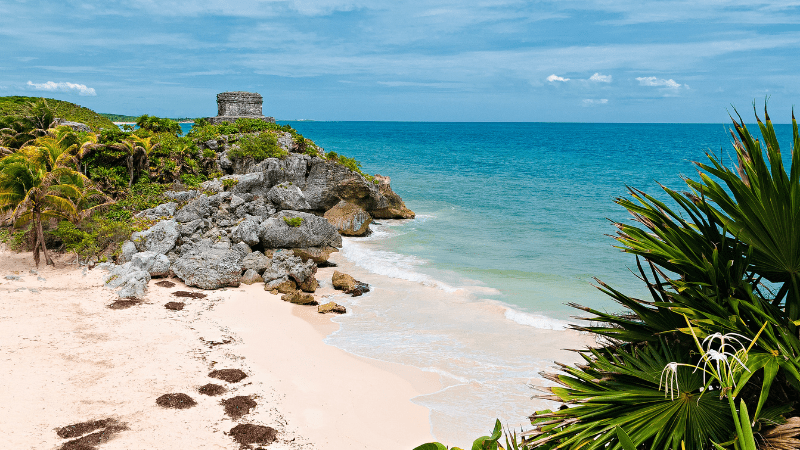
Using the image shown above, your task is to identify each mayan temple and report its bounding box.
[207,91,275,124]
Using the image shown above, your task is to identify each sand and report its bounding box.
[0,247,436,450]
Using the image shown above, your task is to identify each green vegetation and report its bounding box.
[0,96,115,131]
[221,178,239,190]
[100,113,196,123]
[229,132,287,162]
[1,101,377,266]
[417,108,800,450]
[283,216,303,227]
[325,151,374,182]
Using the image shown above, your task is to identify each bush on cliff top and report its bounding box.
[228,132,288,162]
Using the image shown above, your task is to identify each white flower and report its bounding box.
[660,362,680,400]
[696,348,750,388]
[702,332,750,355]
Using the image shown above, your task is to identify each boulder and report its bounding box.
[264,276,296,294]
[332,270,370,296]
[232,241,252,257]
[297,276,319,293]
[370,175,415,219]
[318,301,346,314]
[136,202,177,220]
[106,263,150,299]
[172,248,244,289]
[266,183,311,211]
[281,290,317,305]
[175,195,211,223]
[53,119,91,132]
[231,218,260,247]
[230,194,245,209]
[303,158,387,212]
[130,251,171,278]
[180,219,204,237]
[262,249,315,284]
[118,240,138,264]
[331,271,357,291]
[258,211,342,250]
[240,269,263,285]
[131,220,180,255]
[251,156,309,187]
[292,246,338,264]
[164,190,199,202]
[324,200,372,236]
[242,251,270,274]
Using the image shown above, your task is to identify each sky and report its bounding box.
[1,0,799,122]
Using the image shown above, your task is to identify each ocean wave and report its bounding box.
[421,366,472,384]
[341,239,460,293]
[504,308,569,330]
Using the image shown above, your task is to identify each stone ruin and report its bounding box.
[207,91,275,125]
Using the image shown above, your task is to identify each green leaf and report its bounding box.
[412,443,449,450]
[615,426,637,450]
[738,400,757,450]
[471,419,502,450]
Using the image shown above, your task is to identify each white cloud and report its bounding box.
[547,74,570,82]
[27,80,97,96]
[636,76,681,88]
[582,98,608,106]
[589,72,612,82]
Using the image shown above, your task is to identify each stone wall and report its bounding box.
[208,91,275,124]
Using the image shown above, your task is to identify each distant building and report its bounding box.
[207,91,275,124]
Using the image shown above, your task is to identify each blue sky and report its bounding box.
[1,0,799,122]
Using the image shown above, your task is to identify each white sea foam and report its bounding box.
[341,239,460,293]
[421,366,472,384]
[504,308,569,330]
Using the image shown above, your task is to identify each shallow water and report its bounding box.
[283,121,794,445]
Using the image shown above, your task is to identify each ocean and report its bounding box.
[271,121,795,446]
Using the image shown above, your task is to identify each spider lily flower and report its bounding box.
[701,332,750,355]
[659,362,681,400]
[695,348,750,388]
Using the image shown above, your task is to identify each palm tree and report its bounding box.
[109,139,148,187]
[0,154,80,266]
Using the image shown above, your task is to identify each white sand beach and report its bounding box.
[0,247,436,450]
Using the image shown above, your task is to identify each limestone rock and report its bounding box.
[264,276,296,294]
[331,271,357,291]
[303,158,387,212]
[131,220,180,255]
[292,246,339,264]
[53,119,91,132]
[370,175,416,219]
[262,249,315,284]
[164,190,199,202]
[318,301,346,314]
[258,211,342,250]
[130,251,171,278]
[242,251,270,275]
[231,218,260,247]
[324,200,372,236]
[281,290,317,305]
[240,269,263,285]
[106,262,151,299]
[332,270,370,296]
[172,248,244,289]
[175,195,211,223]
[136,202,177,220]
[179,219,204,237]
[266,182,311,211]
[297,276,319,293]
[118,240,137,264]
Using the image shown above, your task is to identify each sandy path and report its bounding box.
[0,248,436,449]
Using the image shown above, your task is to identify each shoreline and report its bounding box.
[0,247,435,449]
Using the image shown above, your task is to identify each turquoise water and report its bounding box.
[272,121,800,444]
[285,122,797,319]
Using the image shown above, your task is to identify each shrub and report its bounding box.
[136,114,182,136]
[221,178,239,190]
[228,133,287,162]
[283,216,303,227]
[180,173,206,188]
